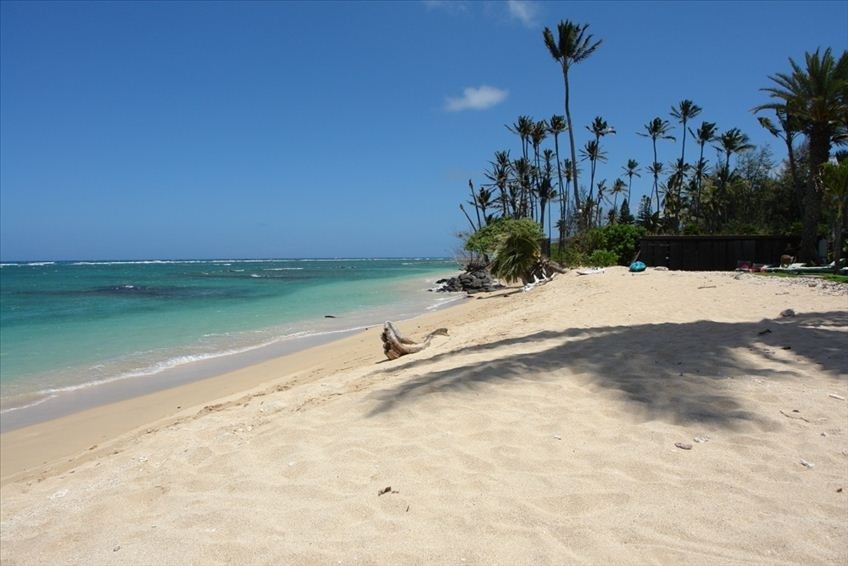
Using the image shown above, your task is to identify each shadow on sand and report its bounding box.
[367,310,847,428]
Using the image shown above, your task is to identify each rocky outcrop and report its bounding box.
[434,269,498,294]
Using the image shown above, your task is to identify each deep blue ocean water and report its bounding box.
[0,258,459,416]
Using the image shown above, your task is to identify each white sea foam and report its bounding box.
[0,324,374,414]
[263,267,304,271]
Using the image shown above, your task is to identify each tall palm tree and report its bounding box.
[530,119,549,219]
[758,111,802,208]
[539,149,558,236]
[511,157,533,219]
[548,115,568,243]
[543,20,602,216]
[713,128,754,227]
[485,150,513,218]
[610,178,627,216]
[638,118,675,213]
[622,159,640,204]
[594,179,608,226]
[579,139,608,226]
[670,99,703,165]
[507,115,534,163]
[755,48,848,262]
[715,128,754,175]
[689,121,718,215]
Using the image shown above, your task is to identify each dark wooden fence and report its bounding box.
[639,235,800,271]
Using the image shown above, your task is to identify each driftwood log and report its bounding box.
[381,321,448,360]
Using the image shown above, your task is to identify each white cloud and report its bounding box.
[445,85,509,112]
[506,0,539,28]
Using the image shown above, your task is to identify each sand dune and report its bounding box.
[1,268,846,564]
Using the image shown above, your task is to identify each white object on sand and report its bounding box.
[576,268,605,276]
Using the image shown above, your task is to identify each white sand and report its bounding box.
[1,268,846,564]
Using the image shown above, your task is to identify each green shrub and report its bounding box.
[586,249,618,267]
[596,224,646,264]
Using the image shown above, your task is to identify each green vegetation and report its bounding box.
[459,19,847,271]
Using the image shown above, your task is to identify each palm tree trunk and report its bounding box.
[651,140,659,213]
[563,70,580,216]
[554,137,566,247]
[800,129,830,263]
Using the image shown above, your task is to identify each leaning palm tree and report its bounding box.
[638,118,676,213]
[543,20,603,216]
[755,48,848,262]
[622,159,640,204]
[689,121,718,216]
[491,230,541,284]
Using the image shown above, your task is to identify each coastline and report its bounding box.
[0,288,475,484]
[0,263,463,430]
[2,269,846,564]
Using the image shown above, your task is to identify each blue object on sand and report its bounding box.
[629,261,646,273]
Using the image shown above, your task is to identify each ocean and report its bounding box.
[0,258,461,428]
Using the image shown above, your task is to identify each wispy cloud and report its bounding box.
[423,0,470,14]
[506,0,539,28]
[445,85,509,112]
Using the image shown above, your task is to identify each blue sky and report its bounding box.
[1,0,846,260]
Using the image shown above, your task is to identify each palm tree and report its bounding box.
[610,178,627,216]
[689,121,718,216]
[485,150,513,218]
[639,118,676,213]
[757,112,802,209]
[543,20,602,216]
[821,159,848,269]
[474,185,496,226]
[507,115,534,163]
[491,230,541,284]
[548,115,568,243]
[594,179,608,226]
[538,149,558,236]
[715,128,754,175]
[530,119,549,219]
[511,157,533,219]
[670,99,703,165]
[622,159,640,204]
[755,48,848,262]
[713,128,754,228]
[579,139,608,227]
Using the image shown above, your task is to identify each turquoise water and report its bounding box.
[0,258,459,414]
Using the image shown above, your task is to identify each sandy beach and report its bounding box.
[1,268,846,565]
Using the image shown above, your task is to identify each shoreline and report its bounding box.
[0,267,463,431]
[2,268,846,564]
[0,288,476,484]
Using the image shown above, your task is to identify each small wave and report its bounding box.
[0,394,57,414]
[263,267,304,271]
[249,274,262,278]
[25,262,56,267]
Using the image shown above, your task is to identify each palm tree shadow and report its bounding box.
[366,311,848,428]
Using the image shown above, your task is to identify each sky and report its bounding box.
[1,0,846,261]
